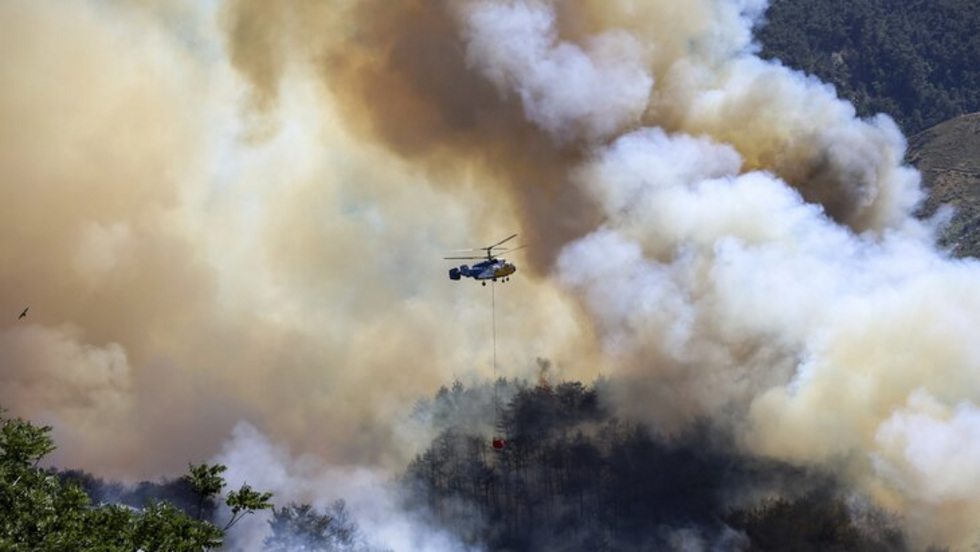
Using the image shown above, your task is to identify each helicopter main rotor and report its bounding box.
[444,234,524,261]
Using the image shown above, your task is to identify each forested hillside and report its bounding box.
[1,411,385,551]
[758,0,980,134]
[404,380,915,551]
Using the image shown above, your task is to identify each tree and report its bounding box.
[726,493,907,552]
[264,500,389,552]
[185,462,228,520]
[402,379,920,550]
[224,483,274,531]
[0,408,271,551]
[756,0,980,134]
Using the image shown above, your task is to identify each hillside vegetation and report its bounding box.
[0,410,386,551]
[758,0,980,134]
[404,380,914,551]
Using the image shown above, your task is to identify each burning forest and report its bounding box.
[2,0,979,549]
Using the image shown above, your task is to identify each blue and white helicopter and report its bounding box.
[445,234,526,286]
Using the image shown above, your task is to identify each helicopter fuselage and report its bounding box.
[449,258,516,281]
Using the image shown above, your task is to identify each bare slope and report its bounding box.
[909,112,980,258]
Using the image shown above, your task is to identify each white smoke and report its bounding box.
[870,390,980,542]
[460,0,653,142]
[875,390,980,505]
[674,55,922,231]
[457,0,980,546]
[213,422,483,552]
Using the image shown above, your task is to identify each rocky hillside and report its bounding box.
[908,112,980,258]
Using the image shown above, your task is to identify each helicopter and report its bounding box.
[445,234,526,286]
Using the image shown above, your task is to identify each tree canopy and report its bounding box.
[757,0,980,134]
[0,409,271,551]
[404,379,918,551]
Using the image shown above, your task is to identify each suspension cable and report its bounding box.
[492,280,498,420]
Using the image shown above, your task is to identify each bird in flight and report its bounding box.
[18,307,28,320]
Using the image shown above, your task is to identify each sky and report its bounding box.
[1,0,979,548]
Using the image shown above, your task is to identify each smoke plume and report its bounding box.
[213,422,479,552]
[2,0,978,548]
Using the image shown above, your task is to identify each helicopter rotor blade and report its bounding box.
[443,234,518,260]
[487,233,518,249]
[495,244,528,254]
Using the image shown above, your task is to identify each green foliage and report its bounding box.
[757,0,980,134]
[0,409,268,551]
[127,502,224,552]
[186,463,227,501]
[224,483,274,531]
[1,415,55,469]
[184,462,228,520]
[264,500,387,552]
